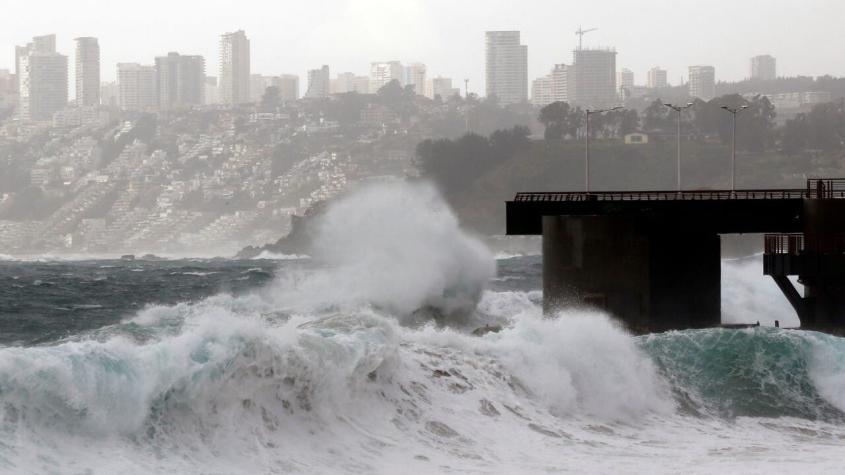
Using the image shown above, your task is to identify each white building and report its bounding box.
[531,75,554,107]
[276,74,300,101]
[550,64,571,103]
[117,63,156,111]
[688,65,716,101]
[485,31,528,105]
[74,37,99,106]
[428,77,460,100]
[331,72,369,94]
[532,63,571,107]
[647,67,668,89]
[17,34,68,122]
[404,62,426,96]
[751,55,776,81]
[305,65,330,98]
[219,30,250,105]
[370,61,403,93]
[617,68,634,97]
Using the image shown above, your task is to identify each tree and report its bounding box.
[416,126,531,196]
[377,79,417,120]
[539,102,571,140]
[616,109,641,136]
[538,101,584,140]
[643,99,673,133]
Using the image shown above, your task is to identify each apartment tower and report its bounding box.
[219,30,250,105]
[485,31,528,105]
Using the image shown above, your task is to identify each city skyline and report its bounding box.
[1,0,844,101]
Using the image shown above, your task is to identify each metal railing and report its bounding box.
[514,178,845,203]
[765,233,845,255]
[765,234,805,255]
[513,189,814,202]
[807,179,845,200]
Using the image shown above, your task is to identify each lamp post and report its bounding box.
[664,102,694,191]
[720,105,749,192]
[584,106,622,192]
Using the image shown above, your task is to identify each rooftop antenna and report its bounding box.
[575,26,597,50]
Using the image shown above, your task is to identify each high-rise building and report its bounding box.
[531,64,571,107]
[404,62,426,96]
[117,63,156,111]
[370,61,404,93]
[572,48,617,108]
[428,77,459,100]
[275,74,300,101]
[155,52,205,109]
[13,35,54,97]
[647,67,668,89]
[219,30,250,105]
[617,68,634,97]
[332,72,369,94]
[550,64,571,103]
[485,31,528,105]
[751,55,776,81]
[17,34,68,122]
[305,65,330,98]
[688,65,716,101]
[31,35,56,53]
[75,37,100,106]
[531,75,554,107]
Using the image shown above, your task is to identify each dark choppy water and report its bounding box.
[0,259,280,345]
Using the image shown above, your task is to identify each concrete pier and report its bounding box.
[508,180,845,332]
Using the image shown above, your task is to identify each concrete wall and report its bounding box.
[542,215,721,332]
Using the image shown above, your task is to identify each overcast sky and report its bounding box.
[2,0,843,95]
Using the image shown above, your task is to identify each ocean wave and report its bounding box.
[4,289,845,473]
[4,182,845,472]
[250,251,311,260]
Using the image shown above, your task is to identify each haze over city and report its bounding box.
[4,1,845,473]
[2,0,844,95]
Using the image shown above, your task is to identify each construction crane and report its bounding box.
[575,26,597,50]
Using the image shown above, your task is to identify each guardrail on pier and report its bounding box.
[808,179,845,200]
[513,189,813,202]
[514,179,845,203]
[765,233,845,255]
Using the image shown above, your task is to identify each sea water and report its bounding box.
[0,182,843,474]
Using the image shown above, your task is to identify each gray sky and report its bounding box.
[2,0,844,95]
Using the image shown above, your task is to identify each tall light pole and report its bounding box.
[664,102,694,191]
[720,105,748,192]
[464,79,470,133]
[585,106,622,192]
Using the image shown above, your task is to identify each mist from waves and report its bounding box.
[0,182,844,473]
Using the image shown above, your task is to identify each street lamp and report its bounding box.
[585,106,622,192]
[720,105,749,192]
[664,102,694,191]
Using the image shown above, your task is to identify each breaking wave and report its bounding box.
[1,182,845,473]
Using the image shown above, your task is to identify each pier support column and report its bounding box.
[542,215,721,332]
[648,232,721,331]
[542,215,650,330]
[801,199,845,327]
